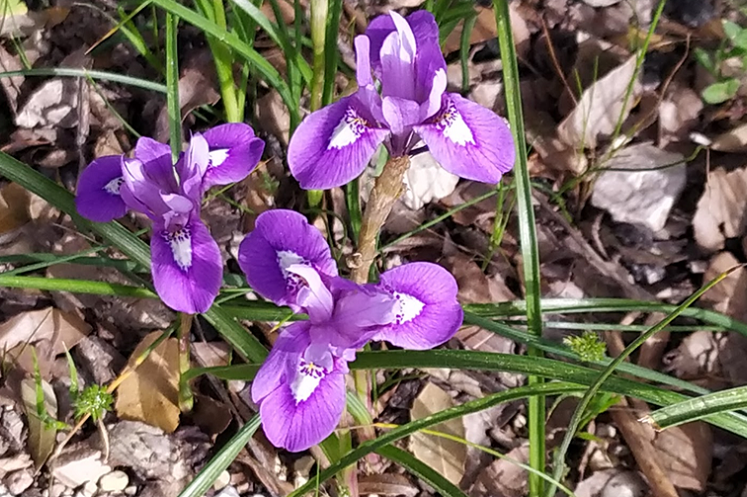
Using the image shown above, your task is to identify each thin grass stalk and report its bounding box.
[545,265,739,497]
[310,0,328,112]
[322,0,343,106]
[209,0,242,122]
[492,1,544,494]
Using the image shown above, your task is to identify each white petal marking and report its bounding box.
[103,176,124,195]
[394,292,425,324]
[328,108,369,150]
[291,359,326,403]
[166,227,192,271]
[437,100,476,146]
[277,250,306,276]
[208,149,230,168]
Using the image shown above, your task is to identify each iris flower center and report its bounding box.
[165,227,193,271]
[103,176,124,195]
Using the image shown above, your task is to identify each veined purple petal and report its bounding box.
[238,209,338,307]
[287,94,390,189]
[382,96,421,152]
[330,284,396,349]
[120,157,168,218]
[372,262,463,349]
[201,123,265,189]
[258,351,346,452]
[253,322,311,404]
[414,93,516,184]
[75,155,128,223]
[150,215,222,314]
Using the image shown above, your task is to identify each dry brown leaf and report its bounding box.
[711,122,747,152]
[557,55,642,149]
[402,150,459,210]
[115,332,180,433]
[257,90,291,145]
[472,443,529,497]
[358,473,419,497]
[15,78,79,129]
[443,7,529,58]
[20,377,57,470]
[409,383,466,486]
[653,422,712,491]
[0,307,91,359]
[692,167,747,252]
[0,183,29,236]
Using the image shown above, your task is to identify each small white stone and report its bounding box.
[215,486,241,497]
[4,469,33,495]
[98,470,129,492]
[212,470,231,492]
[124,486,137,496]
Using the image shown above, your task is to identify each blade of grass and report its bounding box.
[0,68,167,93]
[493,0,544,493]
[165,12,181,158]
[322,0,343,106]
[644,385,747,430]
[177,415,261,497]
[375,446,468,497]
[0,274,157,299]
[545,265,739,497]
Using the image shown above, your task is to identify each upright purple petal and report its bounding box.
[75,156,127,223]
[355,35,374,88]
[287,264,334,323]
[379,13,417,101]
[372,262,463,349]
[287,95,390,189]
[414,93,516,183]
[201,123,265,189]
[134,137,179,192]
[238,209,338,306]
[150,215,222,314]
[258,354,346,452]
[120,158,168,218]
[179,134,210,202]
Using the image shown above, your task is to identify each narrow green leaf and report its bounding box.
[376,446,468,497]
[0,68,167,93]
[645,385,747,430]
[178,415,261,497]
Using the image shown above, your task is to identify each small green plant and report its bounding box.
[563,331,607,363]
[694,19,747,104]
[65,350,113,422]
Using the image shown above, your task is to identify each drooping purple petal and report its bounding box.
[414,93,516,183]
[287,95,390,189]
[120,157,167,219]
[252,322,311,404]
[238,209,337,307]
[201,123,265,189]
[372,262,463,349]
[150,215,222,314]
[258,353,346,452]
[75,155,128,223]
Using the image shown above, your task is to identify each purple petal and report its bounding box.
[372,262,463,350]
[414,93,516,184]
[134,137,179,192]
[120,158,166,218]
[382,96,421,151]
[355,35,374,88]
[150,215,222,314]
[379,13,417,101]
[252,322,311,404]
[287,264,334,323]
[238,209,338,307]
[201,123,265,189]
[287,94,390,189]
[330,284,396,349]
[75,156,128,223]
[179,134,210,202]
[259,354,346,452]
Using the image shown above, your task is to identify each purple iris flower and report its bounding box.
[238,209,463,452]
[287,10,515,190]
[75,124,265,314]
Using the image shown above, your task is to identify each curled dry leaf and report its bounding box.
[557,55,642,149]
[693,167,747,252]
[115,332,180,433]
[402,150,460,211]
[409,382,466,486]
[20,377,57,470]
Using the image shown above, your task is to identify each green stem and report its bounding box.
[165,12,181,157]
[0,274,157,298]
[309,0,328,112]
[177,313,194,412]
[492,1,544,494]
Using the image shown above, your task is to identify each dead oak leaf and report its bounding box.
[115,332,180,433]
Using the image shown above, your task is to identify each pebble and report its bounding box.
[4,469,33,495]
[98,470,129,492]
[212,470,230,492]
[124,486,137,496]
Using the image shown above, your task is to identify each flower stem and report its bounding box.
[178,313,194,412]
[350,155,410,284]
